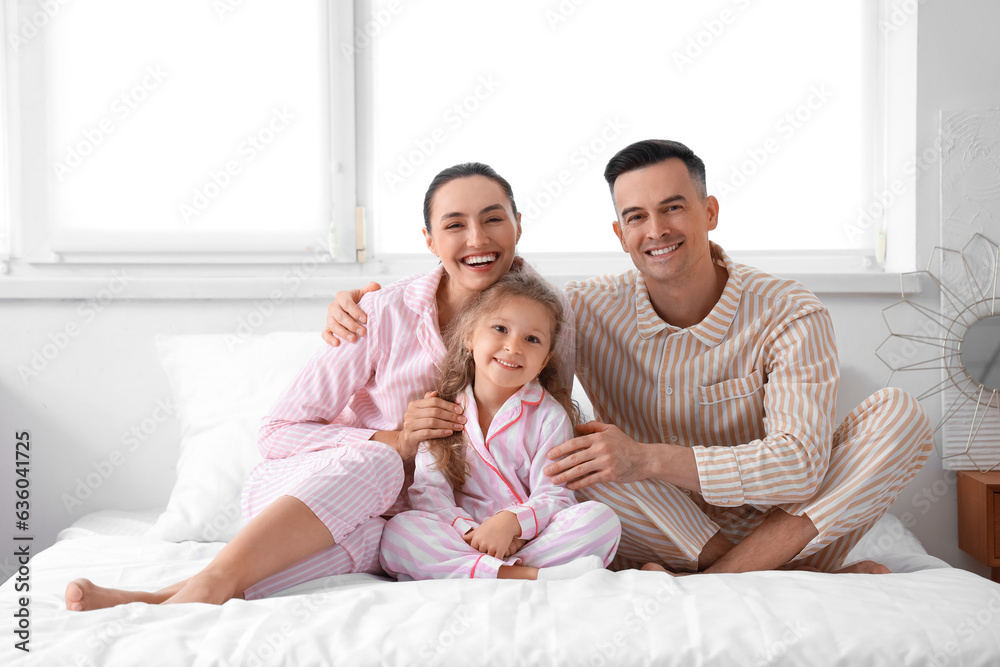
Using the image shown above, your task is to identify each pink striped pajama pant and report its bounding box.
[379,501,621,579]
[240,441,403,599]
[589,387,934,572]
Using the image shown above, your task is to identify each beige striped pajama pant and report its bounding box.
[580,388,934,572]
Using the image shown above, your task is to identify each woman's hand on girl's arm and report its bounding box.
[402,391,466,447]
[464,511,521,558]
[322,282,382,346]
[370,391,466,462]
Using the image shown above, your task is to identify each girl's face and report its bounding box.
[424,175,521,301]
[466,296,554,397]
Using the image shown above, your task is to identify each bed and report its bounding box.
[4,511,1000,666]
[3,332,1000,666]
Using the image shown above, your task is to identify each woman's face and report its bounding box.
[424,175,521,300]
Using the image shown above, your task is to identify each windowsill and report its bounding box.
[0,254,923,299]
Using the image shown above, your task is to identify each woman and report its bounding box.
[65,162,575,609]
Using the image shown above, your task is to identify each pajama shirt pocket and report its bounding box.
[697,370,765,448]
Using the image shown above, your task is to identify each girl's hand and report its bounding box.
[322,282,382,346]
[460,529,523,556]
[465,511,521,558]
[459,526,523,557]
[505,537,527,559]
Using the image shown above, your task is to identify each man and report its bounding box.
[542,139,932,573]
[323,139,933,574]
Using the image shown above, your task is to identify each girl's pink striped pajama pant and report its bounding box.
[380,500,621,579]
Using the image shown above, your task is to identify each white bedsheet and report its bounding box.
[3,512,999,666]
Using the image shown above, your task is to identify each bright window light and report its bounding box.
[366,0,875,257]
[41,0,331,249]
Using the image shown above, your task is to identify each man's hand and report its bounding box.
[322,282,382,346]
[462,511,521,558]
[371,391,466,461]
[543,421,650,490]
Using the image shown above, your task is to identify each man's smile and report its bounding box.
[646,242,681,257]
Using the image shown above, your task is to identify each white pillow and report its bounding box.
[148,332,321,542]
[843,512,953,573]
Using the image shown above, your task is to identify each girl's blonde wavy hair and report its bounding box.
[429,270,581,490]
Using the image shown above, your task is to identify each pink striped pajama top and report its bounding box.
[255,262,576,505]
[409,380,578,538]
[380,379,621,579]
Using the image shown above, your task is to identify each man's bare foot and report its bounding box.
[65,579,165,611]
[639,562,693,576]
[779,563,823,573]
[834,560,891,574]
[163,570,240,605]
[643,560,891,576]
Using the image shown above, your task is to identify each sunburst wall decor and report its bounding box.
[878,233,1000,471]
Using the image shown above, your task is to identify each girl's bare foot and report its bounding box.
[536,555,603,581]
[65,579,167,611]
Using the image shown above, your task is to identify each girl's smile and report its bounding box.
[467,295,554,409]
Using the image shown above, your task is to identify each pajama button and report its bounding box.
[669,435,678,443]
[666,385,673,395]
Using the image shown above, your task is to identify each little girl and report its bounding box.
[379,272,621,580]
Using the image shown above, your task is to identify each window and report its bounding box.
[2,1,917,278]
[361,0,917,272]
[11,0,357,263]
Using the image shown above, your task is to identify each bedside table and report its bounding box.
[957,471,1000,583]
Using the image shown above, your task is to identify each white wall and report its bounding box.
[2,0,999,581]
[0,298,335,580]
[906,0,1000,576]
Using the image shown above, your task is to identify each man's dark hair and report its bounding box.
[603,139,707,201]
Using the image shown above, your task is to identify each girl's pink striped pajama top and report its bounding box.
[380,381,621,580]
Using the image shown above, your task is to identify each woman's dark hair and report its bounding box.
[603,139,707,200]
[422,162,519,232]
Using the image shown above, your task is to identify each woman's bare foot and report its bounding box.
[834,560,891,574]
[163,570,241,605]
[65,579,169,611]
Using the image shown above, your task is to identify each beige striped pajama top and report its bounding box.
[566,243,839,508]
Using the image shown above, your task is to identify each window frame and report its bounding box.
[6,0,359,267]
[0,0,918,297]
[355,0,918,277]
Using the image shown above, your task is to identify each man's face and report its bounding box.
[611,158,719,287]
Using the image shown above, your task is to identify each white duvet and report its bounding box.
[2,511,1000,666]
